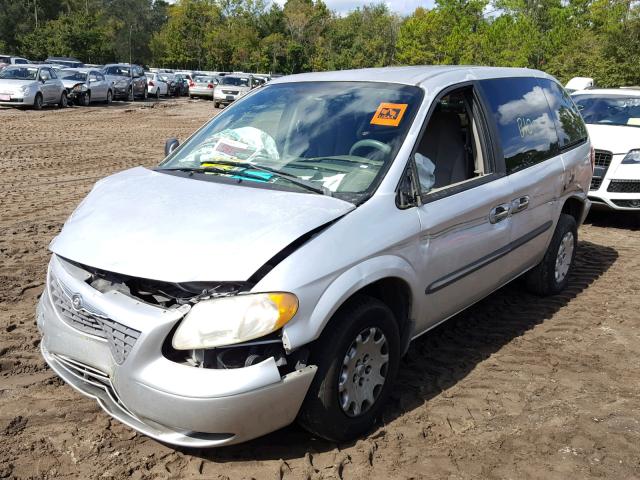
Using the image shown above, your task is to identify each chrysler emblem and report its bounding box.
[71,294,83,311]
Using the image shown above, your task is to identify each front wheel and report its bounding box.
[298,295,400,442]
[143,87,148,100]
[82,92,90,106]
[59,91,68,108]
[525,213,577,296]
[33,93,43,110]
[105,89,112,104]
[127,87,134,102]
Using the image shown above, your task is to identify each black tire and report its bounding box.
[155,89,160,99]
[143,87,148,100]
[105,90,112,104]
[298,295,400,443]
[59,91,68,108]
[214,101,219,108]
[525,213,577,296]
[82,92,90,106]
[127,87,134,102]
[33,93,43,110]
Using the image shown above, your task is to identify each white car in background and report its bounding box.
[566,77,594,93]
[145,72,169,98]
[572,88,640,210]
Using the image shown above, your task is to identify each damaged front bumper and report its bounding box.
[38,255,316,447]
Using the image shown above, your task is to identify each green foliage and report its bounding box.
[0,0,638,86]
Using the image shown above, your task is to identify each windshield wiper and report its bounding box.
[160,166,269,183]
[200,159,331,196]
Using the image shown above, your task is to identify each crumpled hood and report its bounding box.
[50,167,355,283]
[61,79,83,90]
[586,124,640,155]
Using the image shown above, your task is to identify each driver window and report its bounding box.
[89,74,98,82]
[39,69,51,81]
[415,87,488,194]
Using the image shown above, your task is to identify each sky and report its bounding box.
[271,0,435,16]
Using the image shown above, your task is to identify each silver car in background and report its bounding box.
[60,68,113,106]
[0,65,67,109]
[213,74,253,108]
[189,75,217,100]
[38,66,592,448]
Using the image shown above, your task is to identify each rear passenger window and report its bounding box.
[537,78,588,149]
[480,77,559,174]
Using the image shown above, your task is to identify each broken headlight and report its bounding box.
[172,292,298,350]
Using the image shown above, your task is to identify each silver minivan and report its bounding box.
[38,66,592,448]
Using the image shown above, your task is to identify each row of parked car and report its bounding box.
[0,55,271,109]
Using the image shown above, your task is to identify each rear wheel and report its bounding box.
[298,295,400,442]
[33,93,43,110]
[58,91,68,108]
[525,213,577,296]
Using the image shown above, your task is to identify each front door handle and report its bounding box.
[489,203,511,224]
[512,195,530,214]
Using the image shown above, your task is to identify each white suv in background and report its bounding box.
[572,88,640,210]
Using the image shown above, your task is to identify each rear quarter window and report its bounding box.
[480,77,559,174]
[537,78,588,149]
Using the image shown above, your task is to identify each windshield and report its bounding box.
[0,56,9,64]
[196,76,214,83]
[572,94,640,127]
[0,66,38,80]
[61,70,86,81]
[104,66,130,76]
[221,76,249,87]
[159,81,423,202]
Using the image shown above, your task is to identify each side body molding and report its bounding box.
[281,255,420,351]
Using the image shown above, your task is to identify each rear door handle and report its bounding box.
[512,195,530,214]
[489,203,511,224]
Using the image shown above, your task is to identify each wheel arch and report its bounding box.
[561,194,589,226]
[282,255,419,354]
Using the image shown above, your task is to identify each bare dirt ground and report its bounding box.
[1,99,639,480]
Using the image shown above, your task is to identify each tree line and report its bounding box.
[1,0,639,86]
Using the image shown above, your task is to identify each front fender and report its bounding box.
[282,255,420,351]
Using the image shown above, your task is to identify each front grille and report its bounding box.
[222,90,238,95]
[50,274,141,364]
[51,278,104,337]
[612,199,640,208]
[607,180,640,193]
[590,177,603,190]
[594,150,612,168]
[590,149,613,191]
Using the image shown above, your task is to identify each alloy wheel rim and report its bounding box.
[555,231,574,283]
[338,326,389,417]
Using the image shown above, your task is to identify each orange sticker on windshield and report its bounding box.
[371,103,408,127]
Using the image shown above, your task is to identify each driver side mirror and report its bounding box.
[165,138,179,156]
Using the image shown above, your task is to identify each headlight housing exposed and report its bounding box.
[73,84,88,92]
[621,149,640,164]
[172,293,298,350]
[19,84,31,93]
